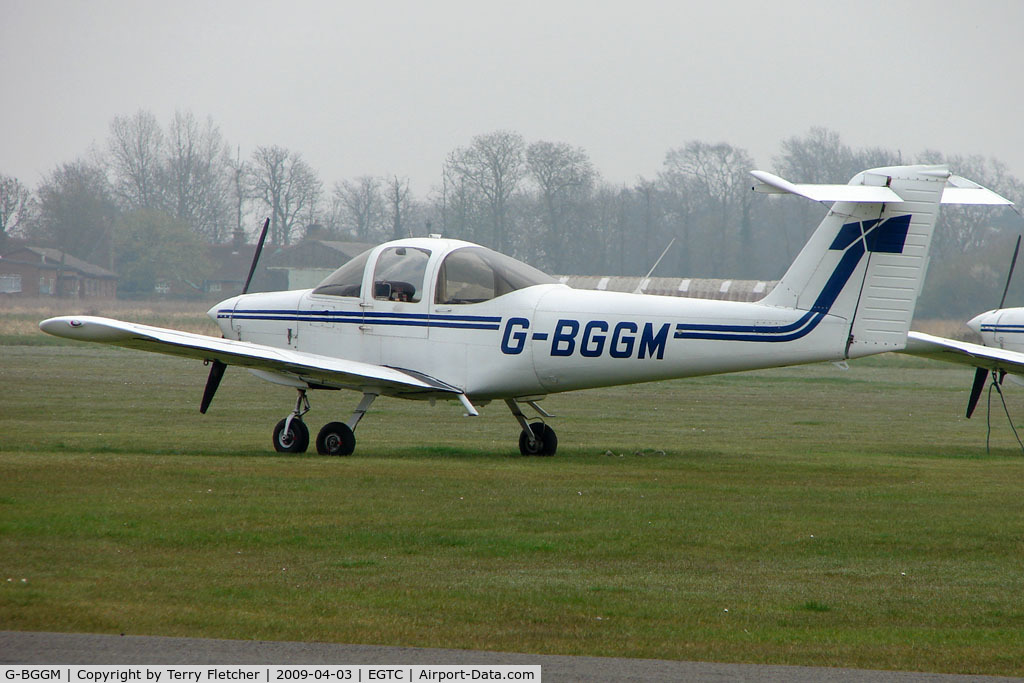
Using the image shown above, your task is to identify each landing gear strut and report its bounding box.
[273,390,311,453]
[507,399,557,456]
[315,393,377,456]
[271,389,379,456]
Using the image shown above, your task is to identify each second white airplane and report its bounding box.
[40,165,1010,456]
[901,235,1024,418]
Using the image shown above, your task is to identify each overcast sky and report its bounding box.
[3,0,1023,195]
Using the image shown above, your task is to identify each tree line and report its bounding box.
[1,112,1022,316]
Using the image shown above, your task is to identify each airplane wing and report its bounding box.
[39,316,461,397]
[899,330,1024,374]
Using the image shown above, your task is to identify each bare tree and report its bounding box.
[774,127,858,183]
[384,175,412,240]
[108,109,165,210]
[918,151,1024,258]
[227,146,247,240]
[655,170,698,277]
[165,111,233,242]
[0,174,34,244]
[445,130,526,252]
[248,146,322,246]
[526,140,595,269]
[588,183,630,274]
[438,158,484,243]
[661,141,755,275]
[334,176,383,241]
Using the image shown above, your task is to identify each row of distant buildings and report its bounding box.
[0,238,373,301]
[0,239,776,303]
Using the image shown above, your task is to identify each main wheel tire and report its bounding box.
[316,421,356,456]
[273,418,309,453]
[518,422,557,456]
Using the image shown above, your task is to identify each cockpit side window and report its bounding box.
[372,246,431,302]
[435,247,556,304]
[312,249,371,297]
[435,249,494,304]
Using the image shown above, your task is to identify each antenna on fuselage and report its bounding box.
[632,238,676,295]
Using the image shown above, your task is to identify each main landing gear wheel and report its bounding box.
[519,422,557,456]
[316,421,356,456]
[273,418,309,453]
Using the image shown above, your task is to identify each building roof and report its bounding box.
[1,246,118,279]
[264,240,376,270]
[206,243,261,283]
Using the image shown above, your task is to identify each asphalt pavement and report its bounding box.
[2,632,1021,682]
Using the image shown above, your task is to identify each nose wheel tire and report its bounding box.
[273,418,309,453]
[519,423,557,456]
[316,421,356,456]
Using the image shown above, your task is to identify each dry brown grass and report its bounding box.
[0,296,220,336]
[911,318,981,343]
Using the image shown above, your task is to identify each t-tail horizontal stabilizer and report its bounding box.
[751,169,1012,206]
[754,165,1012,359]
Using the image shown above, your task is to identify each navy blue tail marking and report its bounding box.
[673,214,912,342]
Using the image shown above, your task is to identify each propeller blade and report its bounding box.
[242,217,271,295]
[997,234,1021,309]
[204,219,268,413]
[966,366,988,419]
[200,360,227,414]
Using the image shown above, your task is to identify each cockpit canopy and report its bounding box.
[312,244,556,304]
[434,246,556,304]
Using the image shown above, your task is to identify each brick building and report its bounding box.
[0,246,118,299]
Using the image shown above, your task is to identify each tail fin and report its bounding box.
[755,165,1011,358]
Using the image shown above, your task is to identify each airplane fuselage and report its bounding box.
[211,238,850,401]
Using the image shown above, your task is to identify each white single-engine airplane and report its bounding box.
[901,236,1024,418]
[40,165,1011,456]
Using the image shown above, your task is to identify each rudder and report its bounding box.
[757,166,950,357]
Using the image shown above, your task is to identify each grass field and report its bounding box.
[2,324,1024,675]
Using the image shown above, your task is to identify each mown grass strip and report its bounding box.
[1,345,1023,675]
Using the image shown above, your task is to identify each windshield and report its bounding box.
[372,246,431,302]
[312,249,372,297]
[435,247,556,304]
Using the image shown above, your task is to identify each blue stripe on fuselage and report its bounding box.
[218,309,502,331]
[979,325,1024,334]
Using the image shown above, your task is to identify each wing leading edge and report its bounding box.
[39,316,460,397]
[900,331,1024,375]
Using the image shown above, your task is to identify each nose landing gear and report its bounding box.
[272,390,311,453]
